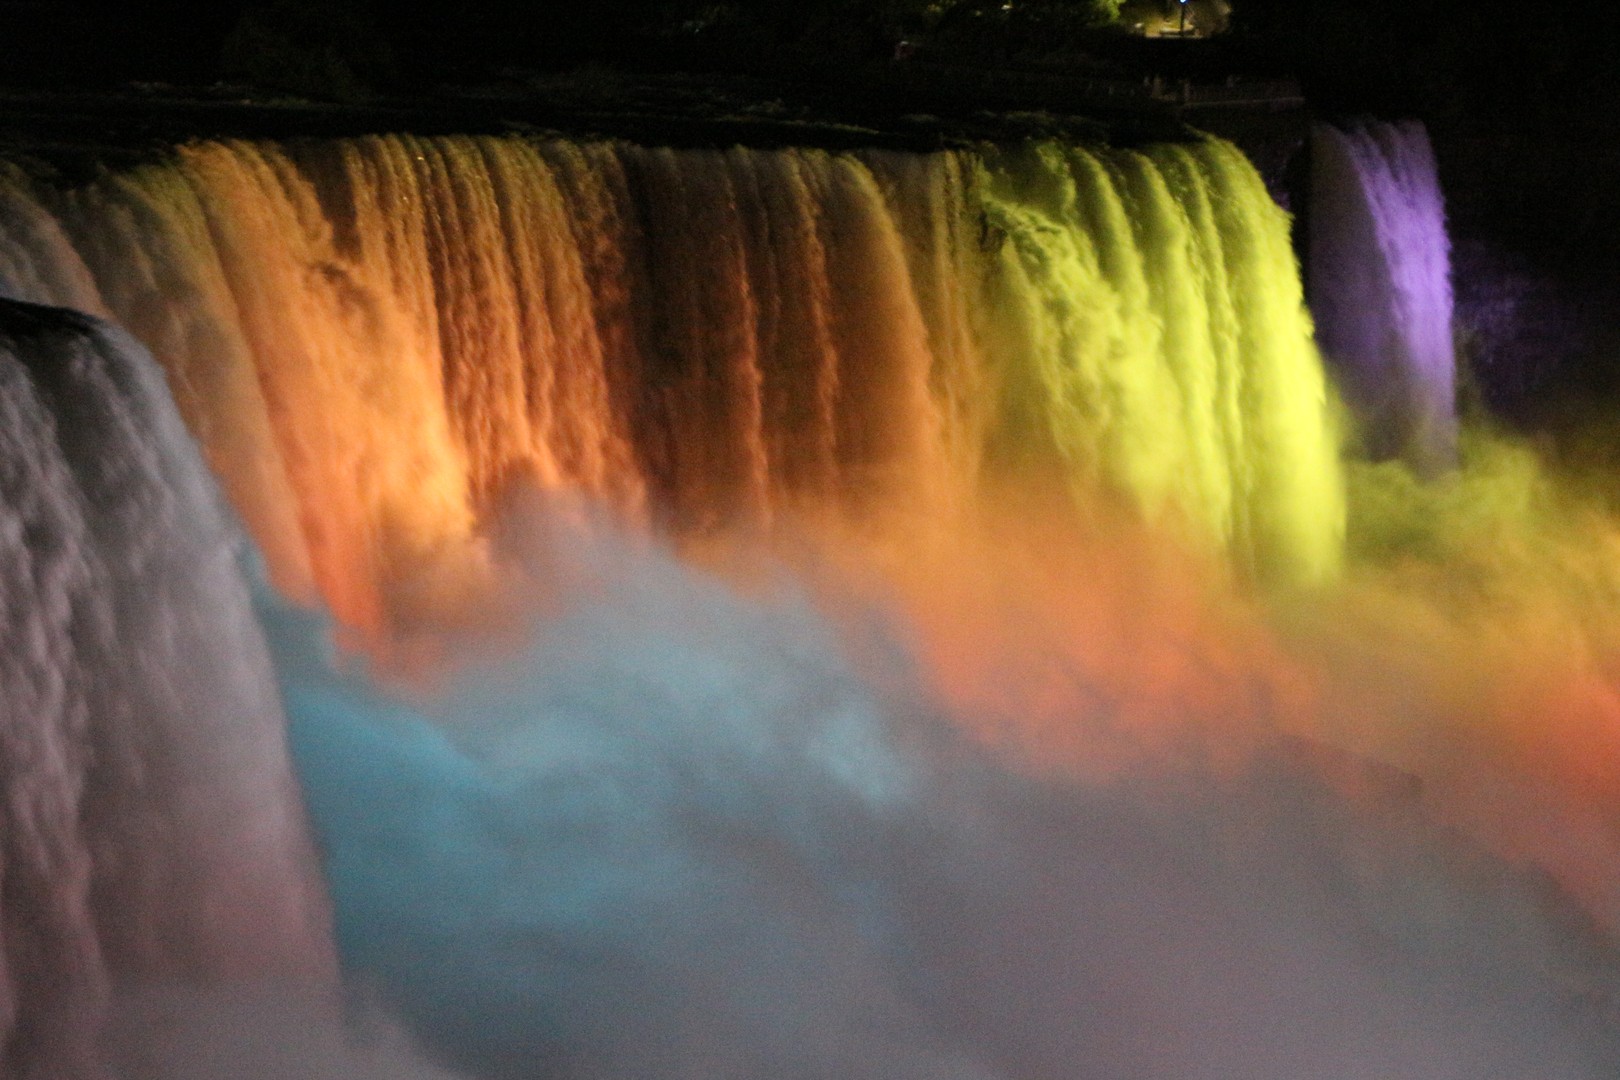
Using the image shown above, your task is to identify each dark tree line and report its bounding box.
[1,0,1131,92]
[208,0,1131,89]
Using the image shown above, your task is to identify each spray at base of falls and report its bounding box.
[265,485,1620,1080]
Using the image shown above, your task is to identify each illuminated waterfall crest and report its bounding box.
[2,134,1339,637]
[1310,120,1457,474]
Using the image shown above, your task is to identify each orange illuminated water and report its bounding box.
[3,135,1344,638]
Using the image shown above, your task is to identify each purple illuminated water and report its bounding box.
[1310,120,1457,474]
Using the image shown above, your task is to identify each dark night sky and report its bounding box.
[7,0,1612,91]
[8,0,1618,395]
[9,0,1613,253]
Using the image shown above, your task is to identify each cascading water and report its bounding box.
[3,134,1341,643]
[3,132,1620,1078]
[0,301,333,1078]
[1309,120,1458,474]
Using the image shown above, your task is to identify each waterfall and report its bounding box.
[0,301,334,1079]
[6,132,1620,1079]
[1309,120,1457,474]
[2,135,1341,641]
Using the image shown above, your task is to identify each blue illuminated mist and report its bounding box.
[262,495,1620,1080]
